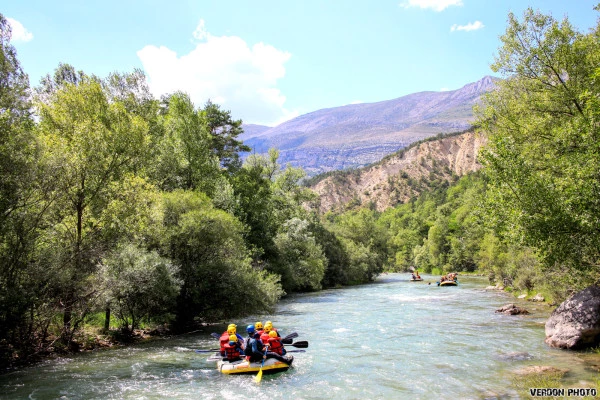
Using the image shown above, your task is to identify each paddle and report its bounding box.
[285,349,306,353]
[195,349,219,353]
[210,332,221,340]
[286,341,308,348]
[281,332,299,344]
[255,346,269,384]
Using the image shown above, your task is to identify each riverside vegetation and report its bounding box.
[1,6,600,370]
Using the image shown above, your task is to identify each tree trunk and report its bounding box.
[104,306,111,331]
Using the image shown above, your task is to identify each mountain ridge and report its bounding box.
[241,76,497,175]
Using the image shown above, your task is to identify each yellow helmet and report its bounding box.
[227,327,236,335]
[255,321,263,330]
[263,325,271,333]
[229,334,237,342]
[269,331,277,338]
[265,320,272,326]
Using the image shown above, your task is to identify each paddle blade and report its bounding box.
[290,341,308,348]
[282,332,298,341]
[255,368,263,383]
[210,332,221,340]
[281,338,293,345]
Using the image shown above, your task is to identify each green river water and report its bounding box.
[0,274,598,399]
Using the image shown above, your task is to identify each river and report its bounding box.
[0,274,598,399]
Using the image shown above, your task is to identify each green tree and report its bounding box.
[477,7,600,289]
[273,218,326,292]
[153,92,220,192]
[98,244,181,333]
[0,12,45,358]
[202,100,250,173]
[160,191,282,327]
[36,76,149,343]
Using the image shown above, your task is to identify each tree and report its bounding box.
[153,92,220,192]
[273,218,326,292]
[98,244,181,333]
[0,13,48,358]
[477,7,600,288]
[36,76,149,343]
[160,191,282,327]
[202,100,250,173]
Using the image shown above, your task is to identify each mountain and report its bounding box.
[307,130,487,213]
[241,76,497,175]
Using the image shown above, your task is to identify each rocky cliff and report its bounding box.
[309,130,487,213]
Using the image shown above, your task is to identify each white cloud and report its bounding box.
[138,19,297,126]
[400,0,463,12]
[7,18,33,42]
[440,87,450,92]
[450,21,485,32]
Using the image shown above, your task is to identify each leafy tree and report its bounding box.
[273,218,326,292]
[477,7,600,288]
[160,191,282,327]
[98,244,181,333]
[202,100,250,173]
[153,92,220,192]
[0,13,43,357]
[36,76,149,343]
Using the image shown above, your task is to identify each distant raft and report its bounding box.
[409,278,423,282]
[218,355,294,375]
[438,280,458,286]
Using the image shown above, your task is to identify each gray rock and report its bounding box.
[513,365,568,375]
[530,293,545,302]
[496,303,530,315]
[497,351,534,361]
[518,294,527,299]
[545,285,600,350]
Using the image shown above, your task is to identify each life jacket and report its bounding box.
[224,342,242,360]
[219,332,229,356]
[260,332,271,344]
[268,337,284,355]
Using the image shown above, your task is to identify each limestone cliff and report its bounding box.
[309,130,487,213]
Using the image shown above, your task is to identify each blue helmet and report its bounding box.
[246,324,255,334]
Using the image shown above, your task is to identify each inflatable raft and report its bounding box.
[409,278,423,282]
[218,355,294,375]
[439,280,457,286]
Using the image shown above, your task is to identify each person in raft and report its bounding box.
[264,320,281,337]
[220,324,245,356]
[223,334,244,362]
[260,324,273,344]
[254,321,264,336]
[267,330,286,356]
[245,324,268,363]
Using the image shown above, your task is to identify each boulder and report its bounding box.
[530,293,545,302]
[513,365,568,375]
[545,285,600,350]
[517,294,527,299]
[496,303,530,315]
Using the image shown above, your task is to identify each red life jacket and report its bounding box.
[268,337,283,355]
[219,332,229,355]
[224,342,242,360]
[260,332,270,344]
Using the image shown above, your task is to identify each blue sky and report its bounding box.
[4,0,599,126]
